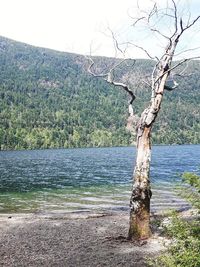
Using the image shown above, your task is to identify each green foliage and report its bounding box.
[149,173,200,267]
[0,36,200,150]
[180,172,200,211]
[182,172,200,191]
[152,214,200,267]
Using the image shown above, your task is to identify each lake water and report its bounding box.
[0,145,199,214]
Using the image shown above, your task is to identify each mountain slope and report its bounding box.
[0,36,199,150]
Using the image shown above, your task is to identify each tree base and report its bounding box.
[128,209,151,241]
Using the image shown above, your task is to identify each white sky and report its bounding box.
[0,0,199,59]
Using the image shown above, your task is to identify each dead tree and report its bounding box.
[87,0,200,241]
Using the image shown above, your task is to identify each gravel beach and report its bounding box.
[0,211,167,267]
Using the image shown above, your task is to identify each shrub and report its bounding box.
[149,172,200,267]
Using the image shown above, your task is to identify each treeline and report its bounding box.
[0,36,199,150]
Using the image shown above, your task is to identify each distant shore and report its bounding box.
[1,143,200,152]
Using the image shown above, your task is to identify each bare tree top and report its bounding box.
[86,0,200,119]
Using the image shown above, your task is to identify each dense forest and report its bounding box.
[0,36,199,150]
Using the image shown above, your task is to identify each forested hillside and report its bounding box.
[0,36,199,150]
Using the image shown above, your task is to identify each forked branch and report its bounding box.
[86,56,136,115]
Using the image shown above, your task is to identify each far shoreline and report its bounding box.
[0,143,200,153]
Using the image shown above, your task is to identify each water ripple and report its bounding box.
[0,145,199,213]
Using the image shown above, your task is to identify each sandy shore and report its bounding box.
[0,211,169,267]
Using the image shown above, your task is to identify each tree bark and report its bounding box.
[128,121,152,240]
[128,61,171,240]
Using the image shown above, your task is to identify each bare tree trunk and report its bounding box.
[128,71,169,240]
[128,120,152,239]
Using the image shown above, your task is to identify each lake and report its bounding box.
[0,145,199,214]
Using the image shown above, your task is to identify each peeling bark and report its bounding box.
[128,125,152,240]
[128,85,166,240]
[128,43,177,240]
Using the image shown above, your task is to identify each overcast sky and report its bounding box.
[0,0,199,59]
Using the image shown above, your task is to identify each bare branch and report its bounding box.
[142,79,151,88]
[86,56,136,109]
[108,80,136,104]
[184,15,200,31]
[180,18,184,32]
[123,42,159,61]
[150,28,171,40]
[164,80,179,91]
[131,16,145,27]
[174,46,200,57]
[151,60,160,100]
[173,61,194,77]
[107,27,125,56]
[171,0,178,35]
[132,44,156,60]
[148,2,157,22]
[186,12,191,28]
[154,57,200,85]
[168,57,200,73]
[86,56,108,77]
